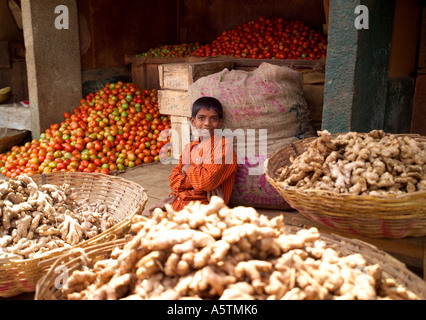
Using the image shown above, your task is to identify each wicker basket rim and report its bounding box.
[271,179,426,200]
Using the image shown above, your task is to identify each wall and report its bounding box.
[181,0,325,44]
[0,60,28,103]
[77,0,326,69]
[0,103,31,131]
[0,0,24,43]
[411,6,426,136]
[385,0,421,133]
[76,0,326,102]
[0,0,27,103]
[77,0,179,69]
[388,0,421,78]
[0,0,30,136]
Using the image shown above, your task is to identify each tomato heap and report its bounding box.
[191,16,327,60]
[137,43,201,58]
[0,82,172,178]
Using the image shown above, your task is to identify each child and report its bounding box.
[142,97,237,216]
[169,96,238,211]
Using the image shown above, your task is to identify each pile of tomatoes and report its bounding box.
[0,82,172,178]
[137,43,201,58]
[191,16,327,60]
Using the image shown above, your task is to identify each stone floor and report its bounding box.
[116,162,176,211]
[114,161,284,219]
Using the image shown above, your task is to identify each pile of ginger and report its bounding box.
[276,130,426,195]
[61,197,420,300]
[0,175,115,260]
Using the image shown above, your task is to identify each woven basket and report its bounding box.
[34,225,426,300]
[0,172,148,298]
[0,87,11,104]
[35,238,128,300]
[264,134,426,239]
[0,127,29,153]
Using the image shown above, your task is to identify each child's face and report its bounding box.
[190,108,223,137]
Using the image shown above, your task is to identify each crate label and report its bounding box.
[158,90,191,117]
[163,76,189,90]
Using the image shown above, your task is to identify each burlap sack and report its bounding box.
[188,62,315,209]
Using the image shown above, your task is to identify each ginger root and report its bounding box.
[0,175,116,260]
[276,130,426,195]
[60,197,420,300]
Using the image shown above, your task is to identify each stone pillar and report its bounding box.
[21,0,82,138]
[322,0,395,133]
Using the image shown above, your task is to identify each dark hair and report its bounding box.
[191,96,224,119]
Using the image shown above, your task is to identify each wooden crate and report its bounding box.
[158,89,191,117]
[126,54,319,89]
[230,57,320,72]
[157,60,233,120]
[125,55,187,90]
[170,115,191,125]
[170,115,192,159]
[158,61,235,90]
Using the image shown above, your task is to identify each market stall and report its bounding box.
[0,0,425,302]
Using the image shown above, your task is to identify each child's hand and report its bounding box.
[207,187,224,201]
[182,164,191,173]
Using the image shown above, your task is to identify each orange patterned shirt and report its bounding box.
[169,134,238,212]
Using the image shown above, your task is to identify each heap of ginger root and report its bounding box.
[61,197,420,300]
[275,130,426,195]
[0,175,115,260]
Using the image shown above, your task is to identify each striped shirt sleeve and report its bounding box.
[186,137,237,192]
[169,144,192,192]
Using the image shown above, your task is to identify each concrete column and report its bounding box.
[322,0,395,133]
[21,0,82,138]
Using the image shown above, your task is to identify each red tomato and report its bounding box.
[74,142,84,152]
[0,81,173,176]
[93,159,102,167]
[144,156,153,163]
